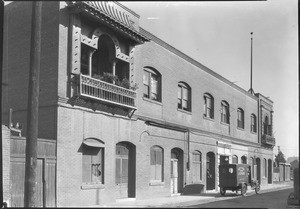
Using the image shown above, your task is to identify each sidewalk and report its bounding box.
[96,181,293,208]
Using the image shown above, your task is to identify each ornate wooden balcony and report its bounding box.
[262,134,276,147]
[78,74,137,109]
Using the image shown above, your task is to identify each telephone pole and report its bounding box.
[24,1,42,207]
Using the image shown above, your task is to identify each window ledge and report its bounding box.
[177,108,192,115]
[143,97,162,106]
[149,181,165,186]
[81,183,105,190]
[203,115,214,121]
[237,127,245,131]
[191,181,203,184]
[220,121,230,126]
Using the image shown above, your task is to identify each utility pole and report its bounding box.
[248,32,254,95]
[1,0,5,208]
[24,1,42,207]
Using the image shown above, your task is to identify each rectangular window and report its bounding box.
[82,146,104,184]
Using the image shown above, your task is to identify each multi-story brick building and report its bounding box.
[2,1,276,207]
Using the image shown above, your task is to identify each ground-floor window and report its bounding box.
[150,146,164,182]
[82,145,104,184]
[232,155,238,164]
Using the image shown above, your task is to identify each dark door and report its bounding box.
[268,159,272,184]
[206,152,215,190]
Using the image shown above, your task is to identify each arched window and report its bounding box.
[241,156,247,164]
[178,82,191,112]
[150,146,164,182]
[237,108,244,129]
[232,155,238,164]
[264,116,270,135]
[143,67,161,102]
[204,93,214,119]
[251,114,257,133]
[221,101,230,124]
[192,151,202,182]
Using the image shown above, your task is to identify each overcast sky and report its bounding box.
[121,0,298,158]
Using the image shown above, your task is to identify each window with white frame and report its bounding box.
[143,68,161,102]
[204,93,214,119]
[178,82,191,112]
[221,101,230,124]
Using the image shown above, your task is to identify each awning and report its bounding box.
[83,138,105,148]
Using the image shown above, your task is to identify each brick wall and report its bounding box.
[134,40,258,144]
[2,125,11,206]
[2,1,59,139]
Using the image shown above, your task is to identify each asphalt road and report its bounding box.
[186,188,293,209]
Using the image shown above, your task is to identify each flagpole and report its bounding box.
[248,32,254,94]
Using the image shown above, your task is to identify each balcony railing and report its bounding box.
[262,134,276,146]
[78,74,137,109]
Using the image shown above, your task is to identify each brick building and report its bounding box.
[2,1,276,207]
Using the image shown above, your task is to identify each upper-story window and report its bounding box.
[237,108,244,129]
[204,93,214,119]
[221,101,230,124]
[143,67,161,102]
[263,115,271,135]
[251,114,257,133]
[178,82,191,112]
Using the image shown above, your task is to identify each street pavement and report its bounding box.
[92,181,293,208]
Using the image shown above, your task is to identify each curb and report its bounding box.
[95,184,293,208]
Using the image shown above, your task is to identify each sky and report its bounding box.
[121,0,299,158]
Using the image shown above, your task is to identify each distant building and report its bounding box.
[2,1,276,207]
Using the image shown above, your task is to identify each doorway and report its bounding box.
[256,158,261,184]
[206,152,215,190]
[115,142,136,199]
[170,148,183,194]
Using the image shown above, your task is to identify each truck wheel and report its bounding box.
[255,183,260,194]
[241,184,247,196]
[220,187,226,196]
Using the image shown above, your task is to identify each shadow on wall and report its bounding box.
[182,184,204,195]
